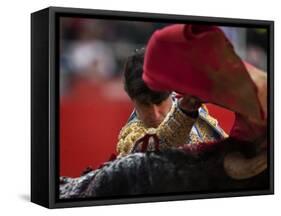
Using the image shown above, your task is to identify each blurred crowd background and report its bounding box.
[59,17,268,177]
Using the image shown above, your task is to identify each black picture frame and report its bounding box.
[31,6,274,209]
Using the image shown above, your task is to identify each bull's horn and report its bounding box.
[224,150,267,180]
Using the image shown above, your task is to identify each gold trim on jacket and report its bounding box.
[116,102,227,157]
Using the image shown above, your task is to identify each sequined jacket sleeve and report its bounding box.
[156,101,198,149]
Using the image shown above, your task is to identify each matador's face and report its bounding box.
[134,96,173,128]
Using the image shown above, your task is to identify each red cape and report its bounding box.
[143,24,265,122]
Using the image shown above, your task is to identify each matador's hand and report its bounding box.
[178,94,203,113]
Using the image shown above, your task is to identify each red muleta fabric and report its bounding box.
[143,24,265,123]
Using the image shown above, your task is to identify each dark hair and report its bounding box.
[123,48,171,105]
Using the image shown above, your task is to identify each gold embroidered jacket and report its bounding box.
[117,100,228,157]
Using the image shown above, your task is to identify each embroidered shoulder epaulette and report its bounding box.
[116,120,148,157]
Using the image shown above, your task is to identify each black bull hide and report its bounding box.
[59,137,268,199]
